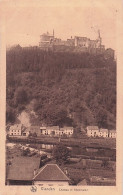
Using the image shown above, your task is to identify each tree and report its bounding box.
[52,144,70,164]
[22,148,30,156]
[6,106,16,124]
[33,132,37,137]
[14,87,28,105]
[101,159,109,168]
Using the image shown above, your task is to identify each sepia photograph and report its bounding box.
[1,0,120,190]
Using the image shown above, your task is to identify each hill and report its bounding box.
[6,46,116,130]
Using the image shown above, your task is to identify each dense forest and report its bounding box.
[6,45,116,130]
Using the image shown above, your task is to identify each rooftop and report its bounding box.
[10,124,22,131]
[87,126,99,130]
[60,127,73,130]
[99,129,108,133]
[109,130,116,133]
[46,126,59,130]
[7,157,40,181]
[33,164,70,181]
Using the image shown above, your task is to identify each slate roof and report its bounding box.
[60,127,73,131]
[7,157,40,181]
[46,126,59,130]
[99,129,108,133]
[109,130,116,133]
[33,164,70,181]
[87,126,99,131]
[10,124,22,131]
[40,126,46,130]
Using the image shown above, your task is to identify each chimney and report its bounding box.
[64,168,68,175]
[34,169,36,176]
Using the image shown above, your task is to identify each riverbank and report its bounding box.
[7,136,116,149]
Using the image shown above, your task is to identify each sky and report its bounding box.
[2,0,119,50]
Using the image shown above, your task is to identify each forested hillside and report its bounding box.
[6,46,116,130]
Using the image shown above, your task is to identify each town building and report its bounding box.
[22,125,74,137]
[86,126,99,137]
[40,126,73,137]
[33,164,70,186]
[9,124,22,136]
[22,128,30,136]
[7,159,70,185]
[59,127,74,137]
[40,126,59,136]
[108,130,116,138]
[86,126,116,138]
[98,129,108,138]
[7,156,41,185]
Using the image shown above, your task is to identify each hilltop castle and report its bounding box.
[39,30,114,58]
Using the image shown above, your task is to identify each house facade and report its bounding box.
[40,126,59,136]
[86,126,99,137]
[98,129,108,138]
[40,126,73,137]
[87,126,116,138]
[109,130,116,138]
[59,127,73,137]
[9,124,22,136]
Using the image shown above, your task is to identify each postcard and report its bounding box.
[0,0,122,194]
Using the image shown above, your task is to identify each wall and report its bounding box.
[33,180,69,186]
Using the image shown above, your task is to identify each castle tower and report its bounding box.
[97,29,102,48]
